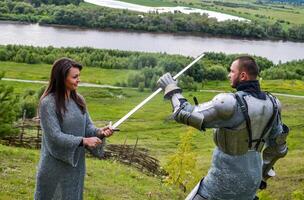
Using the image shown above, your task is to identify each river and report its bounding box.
[1,22,304,63]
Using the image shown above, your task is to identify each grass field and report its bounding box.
[115,0,176,7]
[1,61,304,95]
[212,3,304,26]
[0,62,134,85]
[0,73,303,199]
[0,144,185,200]
[117,0,304,26]
[200,79,304,96]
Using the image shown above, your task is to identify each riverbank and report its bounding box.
[0,1,303,42]
[0,20,297,43]
[1,23,304,63]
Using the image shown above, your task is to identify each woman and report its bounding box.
[35,58,113,200]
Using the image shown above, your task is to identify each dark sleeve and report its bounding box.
[39,98,83,167]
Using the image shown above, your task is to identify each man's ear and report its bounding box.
[240,71,248,81]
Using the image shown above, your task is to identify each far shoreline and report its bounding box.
[0,20,299,43]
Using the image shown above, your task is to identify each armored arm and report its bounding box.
[157,73,239,131]
[262,126,288,180]
[262,99,289,182]
[173,93,238,130]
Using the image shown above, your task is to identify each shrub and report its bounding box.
[0,84,19,137]
[205,65,228,80]
[164,128,199,192]
[20,96,38,119]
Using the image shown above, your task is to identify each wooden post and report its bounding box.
[123,136,128,147]
[36,125,40,149]
[153,160,157,174]
[121,136,128,157]
[19,110,26,144]
[129,137,138,165]
[141,151,147,172]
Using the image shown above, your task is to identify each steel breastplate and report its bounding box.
[213,123,249,155]
[214,94,274,155]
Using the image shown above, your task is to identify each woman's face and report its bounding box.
[65,67,80,91]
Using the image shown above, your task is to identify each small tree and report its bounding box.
[19,87,44,119]
[138,82,145,92]
[205,65,227,80]
[20,96,38,119]
[179,75,197,91]
[0,83,19,137]
[0,71,4,80]
[164,128,199,192]
[36,85,46,99]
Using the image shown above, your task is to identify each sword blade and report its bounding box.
[112,53,205,129]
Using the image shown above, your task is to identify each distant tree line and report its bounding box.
[258,0,304,5]
[261,60,304,80]
[213,1,258,9]
[0,45,207,90]
[1,45,303,90]
[0,0,82,6]
[31,0,82,6]
[0,0,304,41]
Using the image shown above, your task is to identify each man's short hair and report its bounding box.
[235,55,259,79]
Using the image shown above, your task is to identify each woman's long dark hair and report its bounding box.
[40,57,86,121]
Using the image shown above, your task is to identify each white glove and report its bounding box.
[157,73,182,99]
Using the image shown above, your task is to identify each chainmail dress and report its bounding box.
[34,94,99,200]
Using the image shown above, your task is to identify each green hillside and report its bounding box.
[0,75,303,199]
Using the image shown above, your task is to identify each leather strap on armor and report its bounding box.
[235,93,254,148]
[254,93,278,150]
[214,92,279,155]
[235,92,278,152]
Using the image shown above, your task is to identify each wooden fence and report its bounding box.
[103,138,165,176]
[1,118,41,149]
[0,117,165,176]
